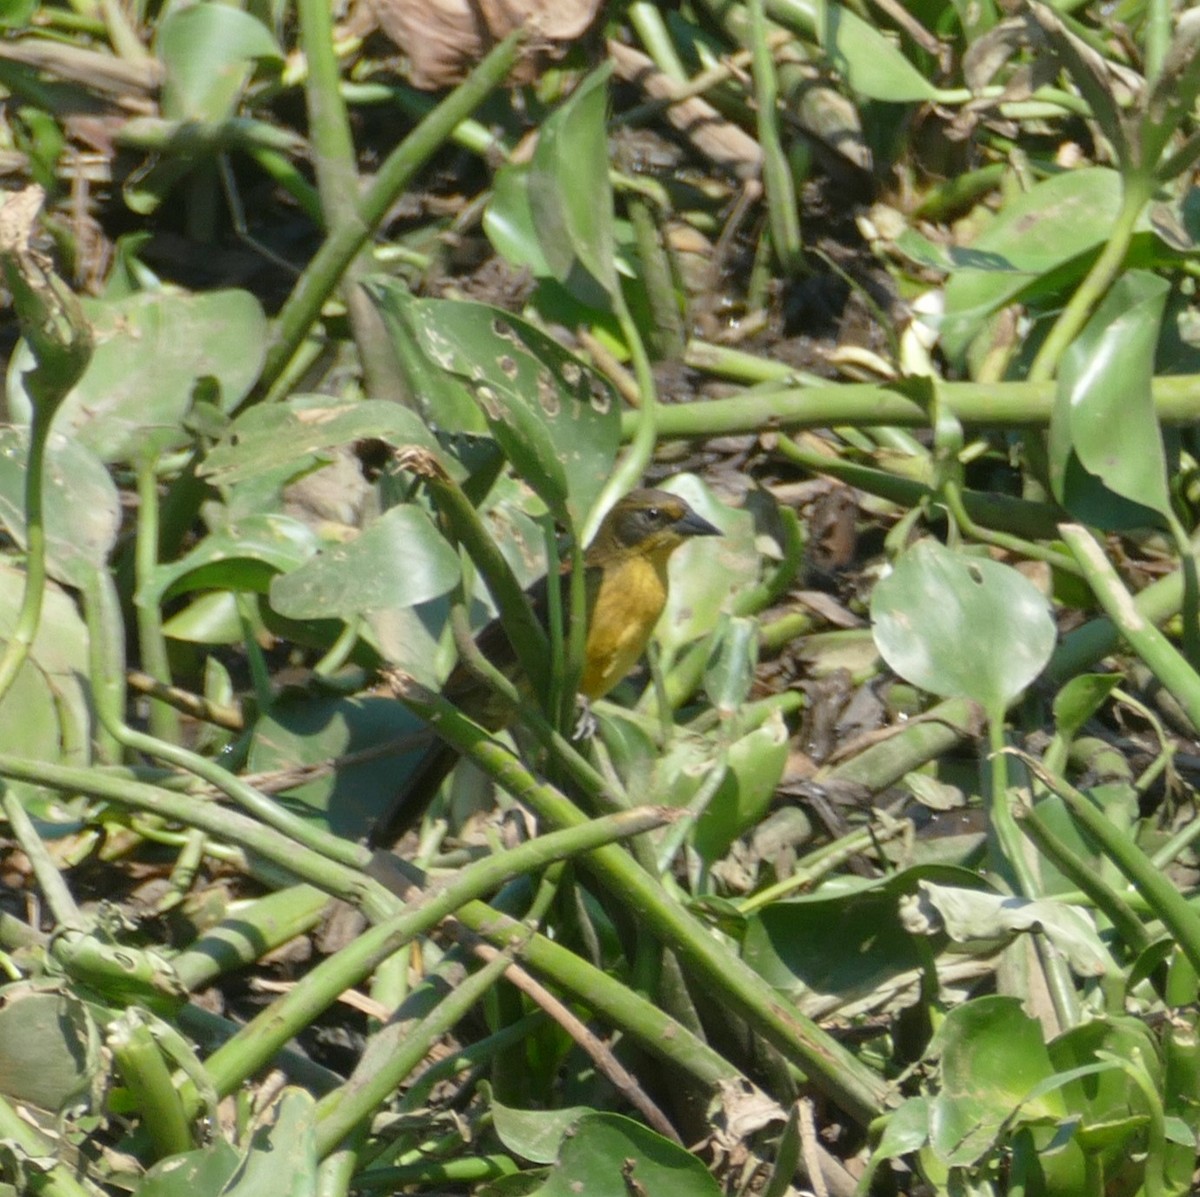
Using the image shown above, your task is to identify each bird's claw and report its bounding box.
[572,696,597,741]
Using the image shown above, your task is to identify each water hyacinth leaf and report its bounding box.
[692,711,789,864]
[0,428,119,588]
[870,539,1056,711]
[0,985,101,1113]
[908,881,1112,977]
[249,695,429,839]
[742,864,984,999]
[200,395,440,486]
[939,168,1125,364]
[7,289,267,463]
[366,283,620,524]
[818,3,940,101]
[139,514,321,607]
[138,1141,241,1197]
[491,1098,592,1165]
[926,996,1066,1166]
[270,504,460,621]
[1049,270,1172,527]
[1052,673,1122,742]
[527,1111,721,1197]
[484,161,553,277]
[703,615,760,717]
[221,1087,317,1196]
[1050,1017,1161,1142]
[157,2,282,123]
[528,61,619,308]
[0,563,92,765]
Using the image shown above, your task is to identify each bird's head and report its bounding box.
[587,488,721,566]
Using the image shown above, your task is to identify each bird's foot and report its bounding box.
[572,695,597,741]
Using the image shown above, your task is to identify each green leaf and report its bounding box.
[0,984,101,1114]
[200,394,441,486]
[7,289,267,464]
[870,539,1056,711]
[939,168,1126,363]
[138,1141,241,1197]
[484,163,553,277]
[1052,673,1122,742]
[157,3,282,123]
[365,283,621,524]
[1049,269,1172,527]
[269,505,460,620]
[528,1112,721,1197]
[527,62,619,307]
[0,428,119,588]
[692,711,789,863]
[910,881,1114,976]
[927,996,1065,1166]
[248,695,429,840]
[818,2,939,101]
[139,514,321,607]
[0,563,92,767]
[491,1098,591,1165]
[742,864,983,999]
[654,476,758,655]
[221,1088,317,1197]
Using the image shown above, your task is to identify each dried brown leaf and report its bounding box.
[370,0,603,89]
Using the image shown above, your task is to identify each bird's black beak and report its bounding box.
[674,509,722,538]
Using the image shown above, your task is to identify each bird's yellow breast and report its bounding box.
[580,551,671,699]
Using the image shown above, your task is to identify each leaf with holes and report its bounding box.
[870,539,1056,711]
[365,281,620,524]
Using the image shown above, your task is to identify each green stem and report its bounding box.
[1016,803,1149,957]
[109,1013,195,1159]
[1061,523,1200,732]
[749,0,802,274]
[0,751,396,918]
[296,0,404,402]
[198,809,672,1103]
[1,788,81,927]
[1027,174,1154,384]
[258,32,525,401]
[0,414,51,703]
[391,674,892,1124]
[134,455,181,742]
[1019,753,1200,978]
[627,373,1200,440]
[314,950,514,1155]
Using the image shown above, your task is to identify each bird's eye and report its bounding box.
[645,506,661,522]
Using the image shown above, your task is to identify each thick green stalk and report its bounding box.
[109,1013,195,1159]
[133,455,181,743]
[0,414,51,704]
[748,0,803,273]
[1027,174,1155,384]
[199,810,673,1101]
[625,374,1200,440]
[391,675,891,1125]
[296,0,405,402]
[1061,524,1200,732]
[1022,756,1200,978]
[258,32,525,400]
[314,951,514,1155]
[0,751,395,918]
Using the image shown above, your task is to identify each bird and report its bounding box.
[369,488,721,844]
